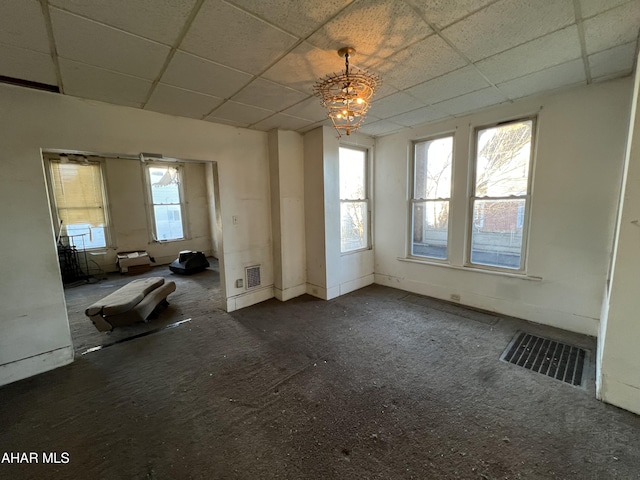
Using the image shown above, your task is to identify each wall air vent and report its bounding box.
[245,265,261,289]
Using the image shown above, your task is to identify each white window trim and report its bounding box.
[339,145,371,255]
[408,132,455,263]
[143,161,189,243]
[466,116,537,273]
[45,155,113,251]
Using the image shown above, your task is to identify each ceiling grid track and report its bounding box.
[202,0,359,126]
[39,0,64,93]
[141,0,206,108]
[572,0,593,85]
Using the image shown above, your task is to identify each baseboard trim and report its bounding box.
[275,283,307,302]
[225,285,274,312]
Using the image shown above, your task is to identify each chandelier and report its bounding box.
[313,47,380,137]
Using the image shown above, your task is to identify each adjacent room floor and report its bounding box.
[1,285,639,479]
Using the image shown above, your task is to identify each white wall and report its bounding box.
[374,78,632,336]
[0,83,273,385]
[269,130,306,301]
[598,56,640,414]
[304,127,375,299]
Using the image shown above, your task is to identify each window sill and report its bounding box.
[341,246,372,256]
[152,238,188,244]
[397,257,542,281]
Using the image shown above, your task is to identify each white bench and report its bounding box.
[85,277,176,332]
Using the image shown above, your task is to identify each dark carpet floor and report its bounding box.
[1,284,639,479]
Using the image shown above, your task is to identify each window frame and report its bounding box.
[143,161,188,243]
[339,145,371,254]
[45,156,112,251]
[466,116,537,273]
[408,132,455,263]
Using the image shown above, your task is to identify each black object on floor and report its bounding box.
[501,331,587,386]
[169,250,210,275]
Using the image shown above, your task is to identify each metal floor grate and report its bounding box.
[500,332,587,387]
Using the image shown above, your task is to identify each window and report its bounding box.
[145,163,186,241]
[48,159,110,250]
[411,135,453,260]
[339,147,369,253]
[469,118,534,270]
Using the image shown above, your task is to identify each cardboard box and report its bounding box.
[117,251,151,274]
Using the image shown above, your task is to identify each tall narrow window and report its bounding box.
[339,147,369,253]
[411,135,453,260]
[49,159,109,249]
[145,163,186,241]
[470,118,534,270]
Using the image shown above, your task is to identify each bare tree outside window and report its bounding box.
[470,119,534,270]
[339,147,369,253]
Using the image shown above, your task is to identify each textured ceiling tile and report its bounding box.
[406,65,490,104]
[232,78,308,112]
[282,96,328,122]
[497,59,586,100]
[59,58,152,107]
[204,116,249,128]
[580,0,631,18]
[51,8,170,80]
[374,35,467,89]
[475,26,582,84]
[49,0,196,45]
[407,0,496,29]
[433,87,507,115]
[181,1,298,75]
[0,44,57,85]
[386,105,451,127]
[589,42,637,79]
[307,0,432,66]
[145,84,223,120]
[0,0,50,53]
[262,42,343,94]
[369,91,427,118]
[162,51,253,99]
[442,0,575,61]
[252,113,315,132]
[357,119,405,136]
[226,0,353,38]
[583,1,640,54]
[208,101,275,125]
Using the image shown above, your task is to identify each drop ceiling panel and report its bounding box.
[357,119,405,136]
[145,84,223,120]
[0,44,57,85]
[434,87,507,116]
[583,1,640,55]
[208,101,275,125]
[204,116,248,128]
[386,105,451,127]
[181,1,298,75]
[59,58,152,108]
[161,51,253,99]
[281,96,328,122]
[232,78,308,112]
[262,42,343,93]
[49,0,197,45]
[369,92,427,119]
[252,113,315,132]
[589,42,637,80]
[50,8,170,80]
[374,34,467,89]
[442,0,575,61]
[406,66,490,105]
[497,59,586,100]
[307,0,432,66]
[0,0,50,53]
[407,0,497,29]
[580,0,632,18]
[226,0,353,38]
[476,26,582,84]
